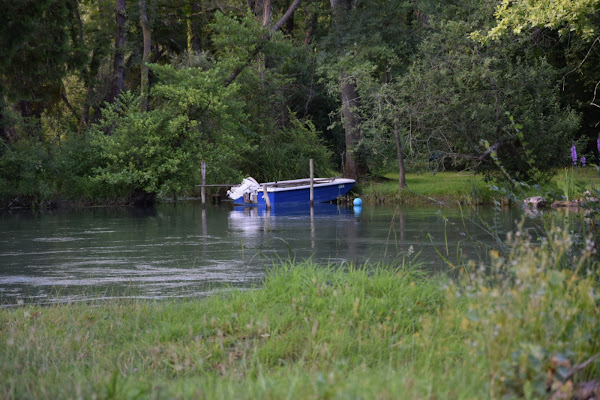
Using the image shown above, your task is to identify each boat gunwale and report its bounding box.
[261,178,355,192]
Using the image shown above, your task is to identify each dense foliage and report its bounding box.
[0,0,599,206]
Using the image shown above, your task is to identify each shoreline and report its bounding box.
[2,169,598,210]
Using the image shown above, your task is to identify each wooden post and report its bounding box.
[310,205,315,249]
[202,208,207,237]
[309,158,314,207]
[263,184,271,210]
[201,161,206,208]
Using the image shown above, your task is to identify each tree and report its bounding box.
[186,1,203,53]
[320,0,423,185]
[209,8,335,181]
[139,0,152,111]
[475,0,600,150]
[321,0,424,181]
[328,0,365,180]
[0,0,83,141]
[106,0,127,104]
[90,45,264,201]
[475,0,600,42]
[400,16,580,181]
[223,0,303,86]
[394,122,406,189]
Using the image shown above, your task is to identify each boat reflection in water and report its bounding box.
[228,202,363,256]
[231,202,357,218]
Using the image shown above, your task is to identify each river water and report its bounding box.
[0,201,530,304]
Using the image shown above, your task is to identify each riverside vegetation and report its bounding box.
[1,221,599,399]
[2,1,600,208]
[354,166,599,206]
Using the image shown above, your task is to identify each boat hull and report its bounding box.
[233,178,355,206]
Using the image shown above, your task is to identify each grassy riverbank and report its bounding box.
[356,172,494,205]
[356,168,600,206]
[1,227,598,399]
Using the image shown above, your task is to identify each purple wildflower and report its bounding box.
[597,138,600,153]
[581,155,586,167]
[571,144,577,166]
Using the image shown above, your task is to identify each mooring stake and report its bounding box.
[263,184,271,210]
[309,159,314,207]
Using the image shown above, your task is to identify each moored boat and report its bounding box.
[227,177,355,205]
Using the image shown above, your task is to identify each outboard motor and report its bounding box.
[227,177,260,200]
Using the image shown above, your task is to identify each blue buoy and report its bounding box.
[353,198,362,206]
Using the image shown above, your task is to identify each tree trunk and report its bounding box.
[107,0,127,104]
[262,0,271,26]
[79,58,94,132]
[139,0,151,112]
[331,0,366,180]
[303,9,317,45]
[340,72,363,180]
[247,0,271,23]
[78,49,102,132]
[258,0,271,90]
[187,1,202,53]
[394,121,406,190]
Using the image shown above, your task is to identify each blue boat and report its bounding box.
[227,177,355,206]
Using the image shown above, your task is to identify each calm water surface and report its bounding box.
[0,202,532,304]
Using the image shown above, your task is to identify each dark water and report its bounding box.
[0,201,530,304]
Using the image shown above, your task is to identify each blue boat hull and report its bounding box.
[254,181,354,205]
[230,177,355,206]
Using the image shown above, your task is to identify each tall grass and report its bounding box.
[1,222,598,399]
[552,166,600,203]
[559,167,576,202]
